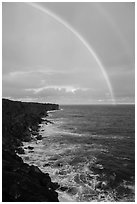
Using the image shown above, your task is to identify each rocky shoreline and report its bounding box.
[2,98,60,202]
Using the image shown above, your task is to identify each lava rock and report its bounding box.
[59,186,68,191]
[43,163,50,167]
[36,135,42,140]
[54,161,63,167]
[2,98,59,202]
[28,146,34,150]
[28,150,34,153]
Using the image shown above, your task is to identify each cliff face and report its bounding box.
[2,99,59,202]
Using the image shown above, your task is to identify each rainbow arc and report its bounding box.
[27,2,115,104]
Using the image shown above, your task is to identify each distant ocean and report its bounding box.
[21,105,135,202]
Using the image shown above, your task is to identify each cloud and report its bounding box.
[26,85,89,94]
[2,3,134,104]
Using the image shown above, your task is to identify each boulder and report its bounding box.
[54,161,63,167]
[59,186,68,191]
[43,163,50,167]
[28,150,34,153]
[36,135,42,140]
[28,146,34,150]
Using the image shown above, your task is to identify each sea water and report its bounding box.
[21,105,135,202]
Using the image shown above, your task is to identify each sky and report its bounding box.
[2,2,135,104]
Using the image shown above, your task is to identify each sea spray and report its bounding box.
[20,105,135,202]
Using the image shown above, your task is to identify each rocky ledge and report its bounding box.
[2,98,59,202]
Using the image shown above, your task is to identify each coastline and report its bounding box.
[2,98,60,202]
[21,105,135,202]
[19,113,77,202]
[3,100,135,202]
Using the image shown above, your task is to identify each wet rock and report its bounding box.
[57,163,63,167]
[59,186,68,191]
[54,161,63,167]
[24,156,30,161]
[49,155,61,161]
[2,99,59,202]
[43,163,50,167]
[28,146,34,150]
[36,135,42,140]
[28,150,34,153]
[59,170,67,175]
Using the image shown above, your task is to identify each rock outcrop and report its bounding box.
[2,98,59,202]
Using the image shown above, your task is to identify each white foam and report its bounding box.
[57,191,76,202]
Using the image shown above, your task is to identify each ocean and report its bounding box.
[21,105,135,202]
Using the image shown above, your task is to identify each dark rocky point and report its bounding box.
[2,98,59,202]
[16,147,25,154]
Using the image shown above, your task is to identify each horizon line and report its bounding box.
[59,103,135,106]
[2,98,135,106]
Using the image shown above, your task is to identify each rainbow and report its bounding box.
[27,2,115,104]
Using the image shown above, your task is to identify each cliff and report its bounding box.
[2,98,59,202]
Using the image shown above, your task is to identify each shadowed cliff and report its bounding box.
[2,98,59,202]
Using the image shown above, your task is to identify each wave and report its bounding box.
[47,108,63,113]
[19,105,134,202]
